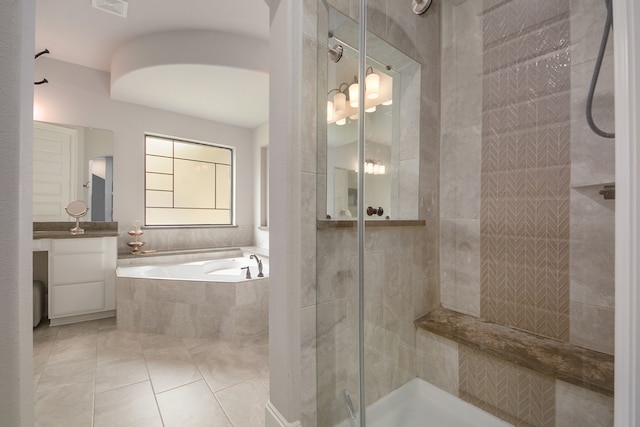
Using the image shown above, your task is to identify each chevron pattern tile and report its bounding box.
[459,346,556,426]
[480,0,571,340]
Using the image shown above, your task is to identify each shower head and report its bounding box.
[329,44,343,63]
[412,0,432,15]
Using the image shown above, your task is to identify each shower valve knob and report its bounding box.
[366,206,384,216]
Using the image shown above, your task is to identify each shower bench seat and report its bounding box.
[414,308,614,397]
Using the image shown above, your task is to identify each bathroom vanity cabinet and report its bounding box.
[33,231,117,326]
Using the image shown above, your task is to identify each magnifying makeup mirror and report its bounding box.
[65,200,88,234]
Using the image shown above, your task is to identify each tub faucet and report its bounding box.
[250,254,264,277]
[241,266,252,279]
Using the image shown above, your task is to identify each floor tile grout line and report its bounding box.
[92,330,98,427]
[213,377,270,427]
[138,333,168,427]
[191,345,238,427]
[211,384,238,427]
[153,378,204,396]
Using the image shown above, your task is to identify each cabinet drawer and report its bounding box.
[52,238,104,254]
[51,253,104,284]
[50,281,105,317]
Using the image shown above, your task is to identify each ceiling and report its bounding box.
[35,0,270,128]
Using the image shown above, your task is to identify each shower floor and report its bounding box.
[342,378,512,427]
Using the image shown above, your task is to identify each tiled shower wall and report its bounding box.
[480,0,571,339]
[441,0,615,352]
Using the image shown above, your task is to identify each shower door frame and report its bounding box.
[612,0,640,424]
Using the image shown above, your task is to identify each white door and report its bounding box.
[33,122,78,221]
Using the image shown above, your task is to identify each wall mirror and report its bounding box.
[33,121,113,222]
[325,7,421,220]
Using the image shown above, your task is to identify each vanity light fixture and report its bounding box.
[348,77,360,108]
[327,100,334,123]
[334,91,347,114]
[327,68,392,124]
[364,160,386,175]
[328,83,350,123]
[365,67,380,100]
[334,83,349,114]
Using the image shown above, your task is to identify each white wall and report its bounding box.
[34,57,256,251]
[0,0,35,425]
[267,0,304,424]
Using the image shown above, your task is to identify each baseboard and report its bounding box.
[265,400,302,427]
[48,310,116,326]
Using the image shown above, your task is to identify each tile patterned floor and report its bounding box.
[33,317,269,427]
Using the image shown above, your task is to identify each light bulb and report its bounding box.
[380,164,386,174]
[373,164,380,175]
[350,113,358,120]
[349,83,359,108]
[327,100,334,122]
[365,106,376,113]
[366,162,374,174]
[366,73,380,100]
[334,92,346,114]
[336,118,346,126]
[382,99,393,106]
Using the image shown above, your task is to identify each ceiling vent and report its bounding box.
[91,0,128,18]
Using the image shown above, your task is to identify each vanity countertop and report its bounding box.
[33,221,118,239]
[33,230,119,239]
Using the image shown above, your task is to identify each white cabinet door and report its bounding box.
[33,122,79,221]
[48,237,116,320]
[51,282,105,317]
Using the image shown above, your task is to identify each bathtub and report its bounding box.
[115,249,269,340]
[117,256,269,282]
[337,378,512,427]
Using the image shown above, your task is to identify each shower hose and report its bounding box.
[586,0,615,139]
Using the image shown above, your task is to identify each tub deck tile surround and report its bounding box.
[414,308,614,396]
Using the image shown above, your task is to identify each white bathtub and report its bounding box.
[337,378,512,427]
[117,256,269,282]
[115,249,269,340]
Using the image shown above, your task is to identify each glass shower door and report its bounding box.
[317,1,615,426]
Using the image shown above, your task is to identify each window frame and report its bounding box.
[143,134,236,228]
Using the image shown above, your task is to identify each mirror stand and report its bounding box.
[66,200,88,235]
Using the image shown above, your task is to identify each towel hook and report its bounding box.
[34,49,50,85]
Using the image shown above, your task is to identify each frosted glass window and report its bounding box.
[216,164,231,209]
[144,135,234,226]
[146,190,173,207]
[146,137,173,157]
[174,159,215,208]
[146,173,173,191]
[146,208,231,226]
[146,155,173,174]
[174,141,232,164]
